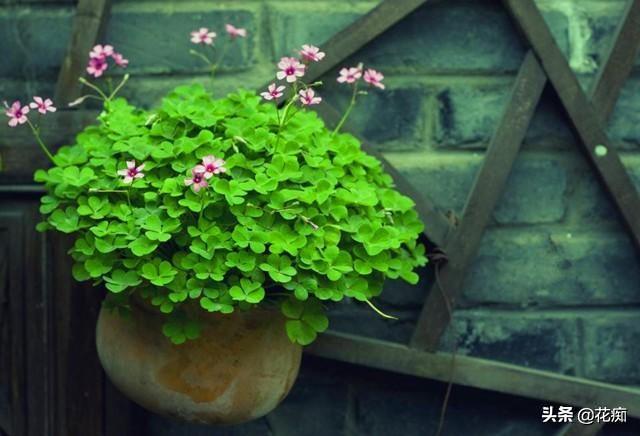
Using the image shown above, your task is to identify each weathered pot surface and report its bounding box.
[96,302,302,425]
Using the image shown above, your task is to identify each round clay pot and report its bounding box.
[96,302,302,424]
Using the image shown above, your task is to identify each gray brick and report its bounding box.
[608,76,640,149]
[552,0,629,74]
[322,79,428,148]
[268,3,376,59]
[0,3,257,78]
[440,310,579,374]
[433,81,576,148]
[494,158,567,224]
[462,230,640,307]
[568,155,640,224]
[582,312,640,384]
[0,8,73,79]
[385,152,568,224]
[356,0,568,73]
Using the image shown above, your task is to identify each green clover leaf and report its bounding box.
[77,196,111,219]
[225,251,256,272]
[129,236,158,256]
[229,278,265,304]
[281,298,328,345]
[103,269,142,293]
[49,207,80,233]
[141,259,178,286]
[259,253,297,283]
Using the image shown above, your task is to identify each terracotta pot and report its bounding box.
[96,302,302,424]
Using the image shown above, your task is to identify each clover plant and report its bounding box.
[8,26,427,345]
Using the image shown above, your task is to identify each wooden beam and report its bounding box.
[589,0,640,123]
[307,332,640,419]
[305,0,432,83]
[410,51,547,350]
[55,0,111,104]
[504,0,640,250]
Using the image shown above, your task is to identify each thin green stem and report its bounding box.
[332,81,359,136]
[79,77,109,101]
[108,74,130,100]
[198,191,207,221]
[106,77,114,95]
[26,119,55,163]
[364,298,398,320]
[189,49,213,66]
[274,104,281,127]
[211,39,230,80]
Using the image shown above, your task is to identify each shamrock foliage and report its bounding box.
[36,85,427,345]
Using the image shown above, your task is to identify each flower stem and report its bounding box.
[189,49,213,66]
[332,81,359,136]
[26,119,56,164]
[198,191,207,221]
[79,77,109,101]
[108,73,130,100]
[211,40,230,80]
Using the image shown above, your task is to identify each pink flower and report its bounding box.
[90,44,114,60]
[112,52,129,68]
[363,68,385,90]
[184,168,209,192]
[86,57,108,78]
[337,66,362,84]
[261,83,285,101]
[298,88,321,106]
[191,28,216,45]
[276,57,305,83]
[5,101,29,127]
[225,24,247,38]
[299,44,325,62]
[29,97,56,114]
[117,160,145,184]
[195,155,227,179]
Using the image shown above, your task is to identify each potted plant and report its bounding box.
[6,24,427,425]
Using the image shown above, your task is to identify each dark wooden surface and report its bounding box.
[0,201,51,436]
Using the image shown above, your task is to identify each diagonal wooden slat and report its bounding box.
[589,0,640,123]
[304,0,432,83]
[307,331,640,419]
[55,0,111,104]
[410,51,547,350]
[504,0,640,250]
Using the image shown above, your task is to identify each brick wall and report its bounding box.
[3,0,640,434]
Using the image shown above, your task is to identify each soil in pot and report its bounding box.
[96,302,302,425]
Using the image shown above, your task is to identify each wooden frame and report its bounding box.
[4,0,640,433]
